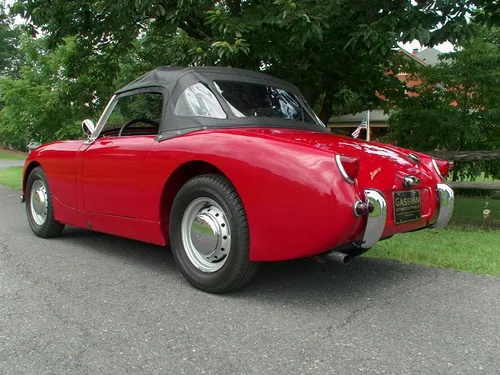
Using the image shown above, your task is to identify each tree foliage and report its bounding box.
[0,37,84,149]
[386,26,500,180]
[10,0,486,123]
[0,2,21,78]
[0,1,498,150]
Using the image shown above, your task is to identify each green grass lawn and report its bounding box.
[368,228,500,276]
[0,166,23,190]
[0,151,26,160]
[366,195,500,275]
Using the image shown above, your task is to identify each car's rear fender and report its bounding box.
[149,131,364,261]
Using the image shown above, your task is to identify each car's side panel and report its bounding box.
[146,130,363,261]
[24,137,167,246]
[51,196,166,245]
[26,131,356,261]
[80,135,157,218]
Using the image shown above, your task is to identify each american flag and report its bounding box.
[351,115,368,138]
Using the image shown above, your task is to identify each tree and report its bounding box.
[0,1,21,78]
[10,0,484,124]
[0,36,85,149]
[386,26,500,180]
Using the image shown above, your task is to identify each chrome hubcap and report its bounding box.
[181,198,231,273]
[30,180,48,225]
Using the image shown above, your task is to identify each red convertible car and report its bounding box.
[21,66,454,293]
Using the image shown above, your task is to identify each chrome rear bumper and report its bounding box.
[351,184,452,252]
[432,183,454,229]
[357,189,387,249]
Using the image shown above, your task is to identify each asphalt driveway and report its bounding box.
[0,184,499,374]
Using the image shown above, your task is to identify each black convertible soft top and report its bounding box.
[116,66,299,95]
[114,66,328,137]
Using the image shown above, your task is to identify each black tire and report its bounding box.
[169,174,259,293]
[25,166,65,238]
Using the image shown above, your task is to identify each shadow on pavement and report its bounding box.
[55,226,176,273]
[53,226,430,305]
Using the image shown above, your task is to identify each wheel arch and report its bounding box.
[23,161,42,195]
[159,160,235,245]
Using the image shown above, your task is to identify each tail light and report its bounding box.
[432,158,451,178]
[335,154,360,184]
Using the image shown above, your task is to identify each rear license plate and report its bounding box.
[393,190,422,224]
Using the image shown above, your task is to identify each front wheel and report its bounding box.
[25,166,65,238]
[169,174,259,293]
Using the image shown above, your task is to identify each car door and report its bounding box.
[80,89,165,220]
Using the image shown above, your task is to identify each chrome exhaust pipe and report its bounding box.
[322,250,352,264]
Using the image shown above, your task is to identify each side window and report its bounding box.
[174,82,227,119]
[100,92,164,137]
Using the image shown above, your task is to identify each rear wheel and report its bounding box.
[25,167,65,238]
[169,174,259,293]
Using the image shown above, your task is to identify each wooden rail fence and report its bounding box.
[426,151,500,191]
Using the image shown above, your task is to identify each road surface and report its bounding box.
[0,184,499,374]
[0,159,25,170]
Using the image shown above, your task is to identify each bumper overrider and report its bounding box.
[355,183,454,250]
[355,189,387,250]
[431,183,455,229]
